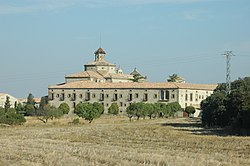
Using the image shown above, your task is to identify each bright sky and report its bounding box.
[0,0,250,98]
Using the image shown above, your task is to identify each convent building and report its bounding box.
[48,48,217,114]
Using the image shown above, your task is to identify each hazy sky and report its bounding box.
[0,0,250,98]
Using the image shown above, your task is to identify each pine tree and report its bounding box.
[4,96,11,112]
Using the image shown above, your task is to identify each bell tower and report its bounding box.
[94,47,106,62]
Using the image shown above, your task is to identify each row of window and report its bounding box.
[160,90,175,100]
[50,92,159,102]
[184,93,208,102]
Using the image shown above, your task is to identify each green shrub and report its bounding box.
[0,110,26,125]
[58,103,70,114]
[108,103,119,115]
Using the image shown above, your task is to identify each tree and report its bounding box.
[167,74,179,82]
[4,96,11,112]
[144,103,155,119]
[125,102,144,120]
[15,103,25,115]
[129,74,146,82]
[27,93,35,106]
[37,105,63,124]
[134,102,144,120]
[39,96,48,111]
[108,103,119,115]
[185,106,196,117]
[25,104,36,116]
[126,105,134,121]
[58,103,70,114]
[75,103,103,123]
[168,102,182,117]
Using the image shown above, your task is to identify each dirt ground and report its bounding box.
[0,116,249,166]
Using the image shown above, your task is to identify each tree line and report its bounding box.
[1,92,186,125]
[201,77,250,131]
[126,102,183,121]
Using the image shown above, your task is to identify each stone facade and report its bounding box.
[48,47,217,114]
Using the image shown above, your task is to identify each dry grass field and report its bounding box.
[0,116,249,166]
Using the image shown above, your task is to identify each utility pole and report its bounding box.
[222,51,235,94]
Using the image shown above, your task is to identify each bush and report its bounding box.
[58,103,70,114]
[185,106,196,116]
[0,109,26,125]
[108,103,119,115]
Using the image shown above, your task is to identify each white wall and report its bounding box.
[0,94,18,108]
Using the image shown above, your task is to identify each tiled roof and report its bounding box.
[104,73,133,79]
[49,81,217,90]
[65,71,104,79]
[174,83,217,90]
[85,60,116,66]
[94,47,106,54]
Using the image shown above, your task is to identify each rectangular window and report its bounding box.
[60,93,65,101]
[165,91,169,100]
[185,94,188,101]
[120,102,123,107]
[100,93,104,101]
[128,94,133,101]
[120,94,123,98]
[92,93,96,98]
[113,93,118,101]
[154,94,157,99]
[135,93,139,98]
[85,92,90,101]
[172,94,175,99]
[72,93,76,101]
[190,93,193,101]
[106,94,109,98]
[73,102,76,109]
[50,93,54,100]
[160,90,164,100]
[143,93,148,101]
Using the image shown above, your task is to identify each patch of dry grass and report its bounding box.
[0,116,249,166]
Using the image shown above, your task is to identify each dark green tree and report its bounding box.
[25,104,36,116]
[201,91,227,127]
[108,103,119,115]
[16,103,25,115]
[75,102,103,123]
[4,96,11,112]
[39,96,48,111]
[58,103,70,114]
[144,103,155,119]
[126,105,134,121]
[27,93,35,105]
[185,106,196,117]
[168,102,182,117]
